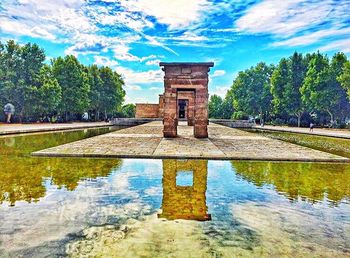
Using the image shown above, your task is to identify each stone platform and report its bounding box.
[32,121,349,162]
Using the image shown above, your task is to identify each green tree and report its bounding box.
[338,61,350,99]
[270,58,290,114]
[120,104,136,118]
[330,53,349,123]
[21,42,46,86]
[270,52,307,127]
[289,52,307,126]
[26,65,62,119]
[52,55,90,121]
[300,52,345,125]
[222,89,235,119]
[0,40,22,111]
[0,40,45,121]
[87,65,103,120]
[98,66,125,119]
[208,94,223,118]
[232,62,274,124]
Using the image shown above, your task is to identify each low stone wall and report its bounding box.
[210,119,254,128]
[110,118,162,126]
[135,104,160,118]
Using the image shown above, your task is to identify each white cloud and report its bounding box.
[0,0,181,57]
[0,0,95,42]
[271,27,350,47]
[116,67,163,85]
[212,70,226,77]
[0,17,56,40]
[210,86,230,98]
[94,56,119,67]
[88,6,154,30]
[140,55,157,62]
[173,32,208,42]
[113,45,140,61]
[93,56,163,85]
[125,85,142,91]
[145,59,161,66]
[119,0,211,29]
[149,86,162,91]
[320,39,350,53]
[235,0,334,37]
[125,95,149,104]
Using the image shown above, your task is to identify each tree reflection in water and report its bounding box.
[0,156,122,206]
[0,127,122,206]
[231,161,350,204]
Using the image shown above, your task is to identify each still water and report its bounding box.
[0,128,349,257]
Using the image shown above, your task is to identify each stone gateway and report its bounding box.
[160,62,214,138]
[135,62,214,138]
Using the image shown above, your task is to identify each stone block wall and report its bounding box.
[135,104,159,118]
[158,94,165,118]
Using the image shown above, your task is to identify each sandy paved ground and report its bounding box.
[0,122,110,135]
[32,121,348,162]
[253,125,350,139]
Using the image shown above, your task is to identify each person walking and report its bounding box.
[3,103,15,123]
[309,122,314,132]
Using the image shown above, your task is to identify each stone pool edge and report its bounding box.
[31,151,350,163]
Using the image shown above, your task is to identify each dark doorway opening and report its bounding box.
[178,100,187,119]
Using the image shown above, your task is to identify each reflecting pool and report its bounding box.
[0,129,349,257]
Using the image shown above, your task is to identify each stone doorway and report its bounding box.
[160,62,214,138]
[178,99,187,119]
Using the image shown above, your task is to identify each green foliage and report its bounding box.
[0,40,46,120]
[208,91,234,119]
[86,65,125,120]
[222,89,235,119]
[0,40,126,122]
[208,94,223,118]
[271,58,290,114]
[52,55,90,119]
[25,65,62,117]
[300,52,348,124]
[338,61,350,97]
[232,62,274,123]
[98,66,125,119]
[225,51,350,126]
[232,111,249,120]
[270,52,307,126]
[87,64,104,118]
[120,104,136,118]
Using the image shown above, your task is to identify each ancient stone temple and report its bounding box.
[160,62,214,138]
[158,160,211,221]
[135,62,213,138]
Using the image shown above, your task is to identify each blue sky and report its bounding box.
[1,0,350,103]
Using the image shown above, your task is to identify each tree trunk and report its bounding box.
[326,110,334,128]
[19,111,23,123]
[260,109,264,126]
[295,112,301,127]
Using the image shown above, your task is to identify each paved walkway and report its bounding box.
[253,125,350,139]
[0,122,110,135]
[32,121,348,162]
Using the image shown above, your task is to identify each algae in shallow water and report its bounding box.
[251,129,350,158]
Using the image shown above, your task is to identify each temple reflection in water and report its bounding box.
[159,159,211,221]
